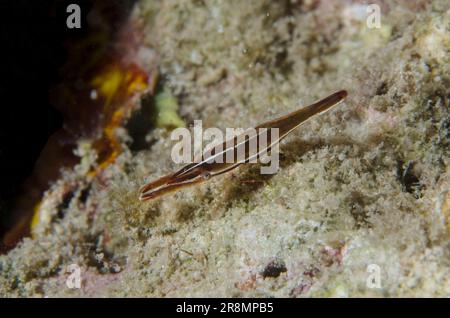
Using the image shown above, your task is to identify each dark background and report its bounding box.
[0,0,75,235]
[0,0,135,239]
[0,0,135,238]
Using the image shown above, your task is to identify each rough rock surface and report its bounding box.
[0,0,448,297]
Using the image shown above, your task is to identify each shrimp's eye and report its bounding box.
[202,172,211,180]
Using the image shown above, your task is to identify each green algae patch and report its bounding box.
[153,90,185,129]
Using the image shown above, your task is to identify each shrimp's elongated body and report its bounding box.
[139,90,347,201]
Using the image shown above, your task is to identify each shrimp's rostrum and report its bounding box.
[139,90,348,201]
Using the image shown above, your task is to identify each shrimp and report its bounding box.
[139,90,347,201]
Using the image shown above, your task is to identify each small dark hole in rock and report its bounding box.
[56,190,75,219]
[261,259,287,278]
[126,93,155,152]
[397,161,423,198]
[79,184,91,204]
[376,82,388,96]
